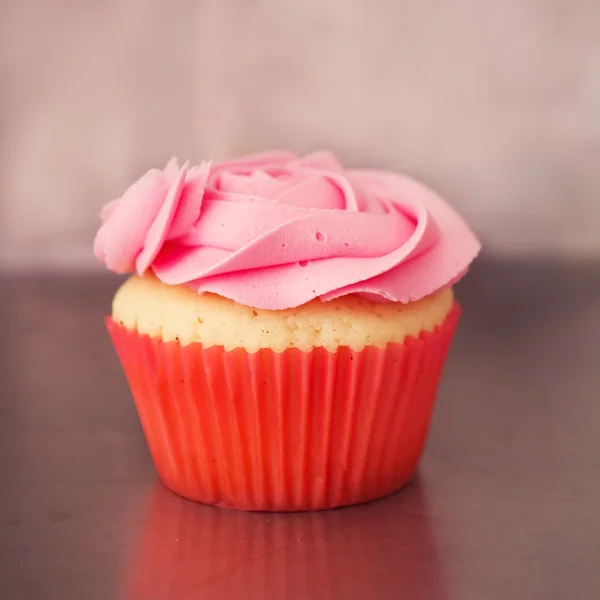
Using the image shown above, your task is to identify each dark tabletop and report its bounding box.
[1,260,599,600]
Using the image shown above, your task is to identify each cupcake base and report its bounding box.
[107,304,460,511]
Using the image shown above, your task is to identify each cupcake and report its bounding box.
[95,150,479,511]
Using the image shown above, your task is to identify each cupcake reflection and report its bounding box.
[123,477,447,600]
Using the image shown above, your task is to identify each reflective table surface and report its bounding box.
[1,261,599,599]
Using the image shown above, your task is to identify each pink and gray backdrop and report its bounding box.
[1,0,599,269]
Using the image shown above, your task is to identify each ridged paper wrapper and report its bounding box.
[106,304,460,511]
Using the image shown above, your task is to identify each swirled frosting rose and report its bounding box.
[94,151,480,309]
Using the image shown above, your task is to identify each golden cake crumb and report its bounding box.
[113,274,454,352]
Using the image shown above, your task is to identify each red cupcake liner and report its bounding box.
[107,304,460,511]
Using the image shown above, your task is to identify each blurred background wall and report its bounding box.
[1,0,599,270]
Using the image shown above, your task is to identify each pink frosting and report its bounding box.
[94,151,480,309]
